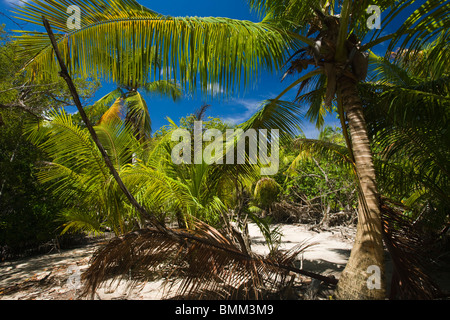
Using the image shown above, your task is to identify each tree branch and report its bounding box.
[0,102,45,120]
[41,16,339,289]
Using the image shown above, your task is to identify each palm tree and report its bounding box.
[283,36,450,298]
[243,0,450,299]
[13,0,297,91]
[26,109,247,234]
[85,46,183,140]
[27,109,329,298]
[14,0,450,299]
[25,109,144,235]
[125,119,238,229]
[89,79,182,141]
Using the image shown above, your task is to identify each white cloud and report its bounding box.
[300,123,320,139]
[221,98,263,125]
[4,0,28,7]
[207,82,225,95]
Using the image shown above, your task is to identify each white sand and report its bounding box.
[0,223,355,300]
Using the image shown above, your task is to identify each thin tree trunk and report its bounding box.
[176,211,187,229]
[42,17,341,289]
[335,76,386,299]
[42,17,166,235]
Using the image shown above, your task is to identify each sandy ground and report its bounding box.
[0,223,362,300]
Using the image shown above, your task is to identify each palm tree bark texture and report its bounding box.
[335,75,386,299]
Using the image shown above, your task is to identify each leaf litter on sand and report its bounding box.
[0,223,354,300]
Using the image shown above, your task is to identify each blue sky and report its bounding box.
[0,0,418,137]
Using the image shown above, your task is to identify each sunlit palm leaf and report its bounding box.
[381,0,450,61]
[367,51,415,86]
[59,207,105,236]
[13,0,296,94]
[95,120,141,170]
[98,97,124,125]
[25,109,145,235]
[239,99,304,139]
[362,44,450,209]
[84,88,124,124]
[143,80,183,101]
[124,91,151,138]
[288,138,354,174]
[121,163,197,218]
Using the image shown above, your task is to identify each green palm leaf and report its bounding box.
[59,207,105,236]
[143,80,183,101]
[239,99,304,139]
[362,40,450,209]
[288,138,354,174]
[13,0,296,94]
[124,90,151,138]
[85,88,124,124]
[25,109,146,235]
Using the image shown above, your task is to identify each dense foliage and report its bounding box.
[0,108,65,257]
[1,0,449,300]
[0,25,98,259]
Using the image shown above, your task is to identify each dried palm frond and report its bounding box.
[381,199,445,299]
[98,97,124,125]
[81,220,329,299]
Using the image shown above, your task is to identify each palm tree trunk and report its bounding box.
[335,76,386,299]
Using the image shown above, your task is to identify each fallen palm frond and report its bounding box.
[381,199,446,300]
[81,220,328,299]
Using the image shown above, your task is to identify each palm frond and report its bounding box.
[288,138,354,174]
[290,73,328,128]
[92,88,125,111]
[249,213,283,254]
[121,162,198,222]
[143,80,183,102]
[367,51,416,86]
[124,90,151,138]
[84,88,124,124]
[35,161,97,206]
[95,120,141,170]
[98,97,125,125]
[31,109,109,176]
[59,207,105,236]
[399,30,450,80]
[26,109,146,235]
[381,200,445,299]
[361,39,450,209]
[370,0,450,60]
[239,99,304,140]
[82,220,322,299]
[13,0,296,94]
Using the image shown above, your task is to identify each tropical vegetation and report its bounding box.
[0,0,448,300]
